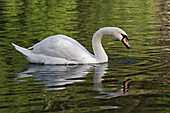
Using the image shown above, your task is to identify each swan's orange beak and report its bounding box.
[122,37,130,49]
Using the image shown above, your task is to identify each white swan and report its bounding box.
[12,27,130,64]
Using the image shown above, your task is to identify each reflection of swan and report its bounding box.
[16,64,131,97]
[93,65,132,99]
[94,78,132,99]
[16,64,93,90]
[123,78,132,94]
[12,27,130,64]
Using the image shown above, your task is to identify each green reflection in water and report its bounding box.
[0,0,169,113]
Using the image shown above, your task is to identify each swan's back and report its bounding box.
[30,35,95,62]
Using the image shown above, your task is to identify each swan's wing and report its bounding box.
[31,35,94,61]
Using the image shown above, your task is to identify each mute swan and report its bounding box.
[12,27,130,64]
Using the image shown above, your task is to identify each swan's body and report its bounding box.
[12,27,130,64]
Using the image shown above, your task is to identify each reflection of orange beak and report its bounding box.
[123,78,132,93]
[122,38,131,49]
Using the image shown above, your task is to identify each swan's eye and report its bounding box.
[121,34,128,40]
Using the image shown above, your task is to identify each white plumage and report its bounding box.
[12,27,130,64]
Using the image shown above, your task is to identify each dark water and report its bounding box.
[0,0,169,113]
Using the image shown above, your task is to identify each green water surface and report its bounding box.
[0,0,169,113]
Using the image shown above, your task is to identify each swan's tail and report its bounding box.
[11,43,31,57]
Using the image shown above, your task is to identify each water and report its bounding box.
[0,0,169,113]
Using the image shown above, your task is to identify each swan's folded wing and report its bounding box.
[31,35,94,61]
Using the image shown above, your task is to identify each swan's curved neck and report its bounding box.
[92,29,108,63]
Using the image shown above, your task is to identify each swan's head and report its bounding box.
[100,27,131,49]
